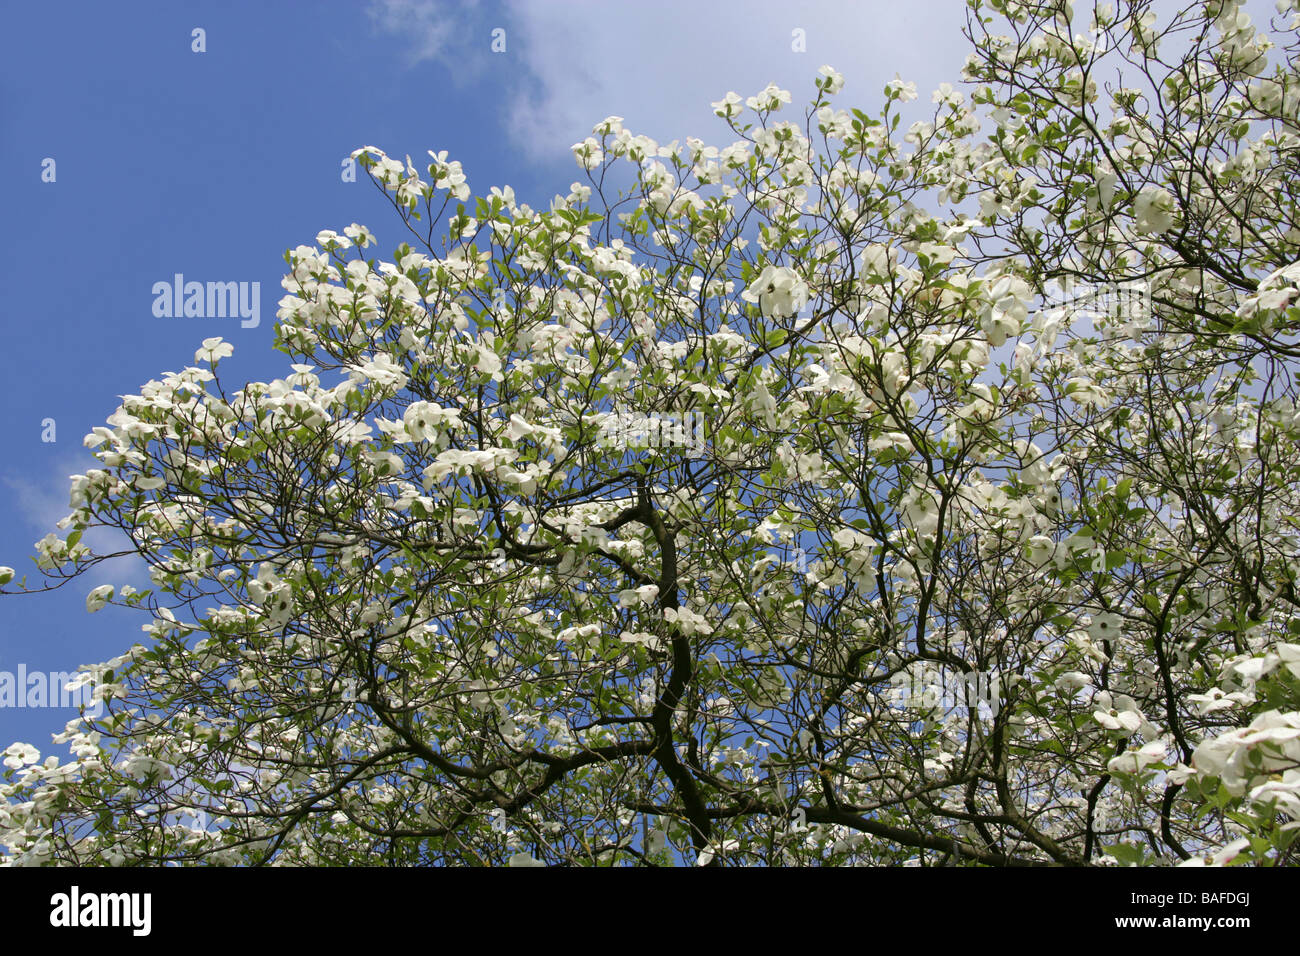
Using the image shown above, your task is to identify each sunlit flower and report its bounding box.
[746,83,792,112]
[1178,838,1251,867]
[86,585,114,613]
[741,265,810,318]
[886,74,918,102]
[1055,671,1090,692]
[817,65,845,94]
[1094,706,1142,733]
[1107,740,1167,775]
[1132,185,1177,233]
[662,607,713,636]
[343,223,376,248]
[1027,535,1055,566]
[1086,611,1122,642]
[195,337,233,365]
[3,743,40,770]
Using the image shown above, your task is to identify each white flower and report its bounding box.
[1132,185,1177,234]
[1094,706,1143,733]
[86,584,114,613]
[1086,611,1122,642]
[427,150,470,200]
[831,527,877,590]
[507,851,546,867]
[861,243,897,277]
[556,623,601,646]
[662,607,713,636]
[0,567,13,585]
[354,353,409,391]
[571,137,604,170]
[980,275,1029,346]
[817,65,845,94]
[3,743,40,770]
[1278,643,1300,679]
[343,223,376,248]
[745,83,792,112]
[741,265,810,318]
[954,382,998,425]
[931,82,964,107]
[695,839,739,866]
[886,74,918,102]
[505,414,536,442]
[1221,653,1279,684]
[1190,710,1300,796]
[1093,170,1118,209]
[315,229,352,250]
[1236,263,1300,329]
[625,584,660,607]
[1107,740,1167,775]
[1247,770,1300,818]
[901,489,941,537]
[473,344,502,379]
[1027,535,1055,566]
[1187,688,1252,715]
[119,753,171,782]
[404,402,458,442]
[619,631,664,652]
[1064,377,1110,410]
[1179,838,1252,867]
[1055,671,1090,692]
[195,337,233,365]
[712,91,743,119]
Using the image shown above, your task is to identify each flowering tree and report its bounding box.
[3,0,1300,867]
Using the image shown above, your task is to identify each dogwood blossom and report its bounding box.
[194,337,233,365]
[85,585,113,613]
[7,26,1300,868]
[1132,185,1177,233]
[741,265,810,318]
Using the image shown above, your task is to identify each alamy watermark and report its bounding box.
[887,664,1005,718]
[598,408,706,457]
[1044,277,1150,323]
[151,274,260,328]
[0,664,105,717]
[49,886,151,936]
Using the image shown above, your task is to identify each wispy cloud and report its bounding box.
[2,460,149,591]
[368,0,978,165]
[367,0,491,77]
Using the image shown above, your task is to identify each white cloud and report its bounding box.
[501,0,975,161]
[367,0,487,73]
[368,0,1296,171]
[2,462,149,591]
[369,0,978,164]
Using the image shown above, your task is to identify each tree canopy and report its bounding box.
[4,0,1300,866]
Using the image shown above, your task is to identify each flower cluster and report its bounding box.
[6,6,1300,867]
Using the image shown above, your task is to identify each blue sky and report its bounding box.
[0,0,984,754]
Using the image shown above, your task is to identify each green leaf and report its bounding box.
[1103,841,1145,865]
